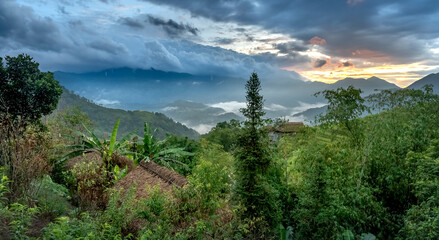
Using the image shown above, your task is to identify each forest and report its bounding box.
[1,55,439,240]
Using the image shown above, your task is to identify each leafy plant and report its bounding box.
[28,175,71,217]
[140,122,193,169]
[0,167,10,208]
[112,165,128,183]
[62,118,135,173]
[7,203,39,239]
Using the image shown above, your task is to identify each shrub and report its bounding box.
[71,156,109,209]
[28,175,71,217]
[3,203,39,239]
[0,126,52,199]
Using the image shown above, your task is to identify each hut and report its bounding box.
[114,161,188,199]
[67,152,187,199]
[268,122,304,142]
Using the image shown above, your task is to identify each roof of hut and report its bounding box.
[114,161,188,199]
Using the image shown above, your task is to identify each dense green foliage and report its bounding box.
[0,54,62,123]
[0,54,61,199]
[202,119,241,152]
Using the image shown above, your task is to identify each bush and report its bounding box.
[2,203,39,239]
[42,188,138,239]
[0,125,52,199]
[71,156,109,209]
[28,175,71,217]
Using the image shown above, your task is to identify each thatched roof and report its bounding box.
[114,161,188,199]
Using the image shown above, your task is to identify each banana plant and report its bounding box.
[141,122,193,169]
[60,118,135,171]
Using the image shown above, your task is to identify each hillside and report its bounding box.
[55,88,199,139]
[407,73,439,93]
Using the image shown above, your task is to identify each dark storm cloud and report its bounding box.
[341,61,354,67]
[118,17,145,29]
[214,38,237,45]
[274,41,309,54]
[58,5,68,15]
[253,52,311,69]
[140,0,439,64]
[313,59,328,68]
[88,39,127,55]
[147,15,199,37]
[0,0,66,51]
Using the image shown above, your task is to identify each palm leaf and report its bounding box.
[108,118,120,157]
[57,149,93,165]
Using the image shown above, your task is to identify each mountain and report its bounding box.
[54,68,400,109]
[328,76,400,95]
[407,73,439,93]
[55,88,199,139]
[292,74,439,122]
[54,68,403,132]
[54,67,244,111]
[292,106,328,124]
[161,100,243,134]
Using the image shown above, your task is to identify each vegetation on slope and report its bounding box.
[54,87,199,140]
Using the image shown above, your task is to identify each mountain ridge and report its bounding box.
[55,87,200,139]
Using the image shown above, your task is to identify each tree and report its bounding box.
[202,119,241,152]
[235,72,280,237]
[315,86,368,146]
[241,73,265,130]
[0,54,62,125]
[0,54,62,197]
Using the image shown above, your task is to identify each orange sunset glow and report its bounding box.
[284,62,438,87]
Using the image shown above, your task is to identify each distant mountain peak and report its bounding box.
[367,76,382,81]
[331,76,398,90]
[407,72,439,93]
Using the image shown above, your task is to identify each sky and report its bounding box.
[1,0,439,87]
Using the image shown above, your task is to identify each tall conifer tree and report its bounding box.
[235,72,280,238]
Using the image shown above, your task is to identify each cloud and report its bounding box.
[118,17,145,29]
[94,99,120,106]
[186,123,215,134]
[274,41,309,53]
[311,59,355,69]
[264,103,287,111]
[143,41,183,70]
[290,101,327,115]
[209,101,246,115]
[162,106,178,111]
[88,39,127,55]
[147,15,199,37]
[0,0,66,51]
[339,61,354,67]
[308,36,327,45]
[140,0,439,66]
[214,38,237,45]
[313,59,329,68]
[347,0,364,6]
